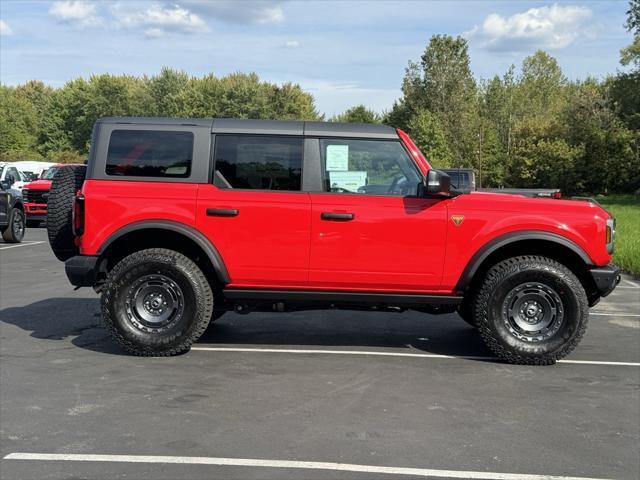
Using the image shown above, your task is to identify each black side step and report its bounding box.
[222,289,462,307]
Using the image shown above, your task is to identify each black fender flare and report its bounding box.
[97,220,230,284]
[455,230,593,293]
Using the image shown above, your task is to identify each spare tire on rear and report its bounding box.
[47,165,86,261]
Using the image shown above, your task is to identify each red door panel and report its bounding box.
[309,194,449,292]
[196,186,311,287]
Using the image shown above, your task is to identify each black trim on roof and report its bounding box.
[304,121,397,139]
[213,119,303,136]
[96,117,398,139]
[97,117,214,127]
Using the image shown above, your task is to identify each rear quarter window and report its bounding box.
[105,130,194,178]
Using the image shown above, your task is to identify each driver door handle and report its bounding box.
[206,208,239,217]
[321,212,354,221]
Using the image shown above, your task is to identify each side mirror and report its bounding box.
[420,169,452,197]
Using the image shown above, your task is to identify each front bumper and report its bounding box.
[25,203,47,216]
[65,255,99,287]
[589,264,621,298]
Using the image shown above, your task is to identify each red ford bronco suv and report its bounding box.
[46,117,620,364]
[23,163,82,226]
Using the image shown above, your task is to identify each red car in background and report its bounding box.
[22,164,82,226]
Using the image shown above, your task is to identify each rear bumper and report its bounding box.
[589,264,621,298]
[65,255,99,287]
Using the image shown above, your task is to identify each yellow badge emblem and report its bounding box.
[451,215,465,226]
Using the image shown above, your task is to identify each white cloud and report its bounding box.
[180,0,285,25]
[113,4,209,37]
[284,40,299,48]
[467,3,592,52]
[0,20,13,36]
[144,28,164,39]
[49,1,103,28]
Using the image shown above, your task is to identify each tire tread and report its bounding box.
[101,248,214,356]
[46,165,86,261]
[473,255,589,365]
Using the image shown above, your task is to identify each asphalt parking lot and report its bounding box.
[1,228,639,480]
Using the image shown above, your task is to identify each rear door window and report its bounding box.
[106,130,193,178]
[213,135,303,191]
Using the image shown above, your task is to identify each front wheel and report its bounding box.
[2,208,26,243]
[473,256,588,365]
[101,248,214,356]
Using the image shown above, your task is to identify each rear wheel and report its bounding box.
[101,248,214,356]
[2,208,25,243]
[473,255,588,365]
[46,165,86,261]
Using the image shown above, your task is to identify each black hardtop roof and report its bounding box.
[96,117,398,139]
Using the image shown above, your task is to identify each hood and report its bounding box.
[24,179,52,191]
[459,191,611,218]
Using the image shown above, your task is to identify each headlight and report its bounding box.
[606,218,615,254]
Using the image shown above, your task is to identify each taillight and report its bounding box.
[72,193,85,236]
[552,192,562,199]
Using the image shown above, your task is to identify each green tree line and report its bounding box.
[0,69,320,163]
[1,2,638,195]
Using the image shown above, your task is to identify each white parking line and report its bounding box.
[0,241,45,250]
[2,453,611,480]
[621,279,640,289]
[591,312,640,317]
[190,347,640,367]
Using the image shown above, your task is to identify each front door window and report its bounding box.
[319,139,422,196]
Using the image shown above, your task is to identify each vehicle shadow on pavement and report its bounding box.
[0,298,495,360]
[200,309,495,359]
[0,297,124,355]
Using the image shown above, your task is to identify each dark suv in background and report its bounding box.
[0,178,25,243]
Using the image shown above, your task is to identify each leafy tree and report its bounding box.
[331,105,381,123]
[406,111,451,167]
[145,67,190,117]
[483,67,516,161]
[398,35,477,164]
[0,86,40,157]
[621,0,640,68]
[565,80,639,193]
[517,50,567,119]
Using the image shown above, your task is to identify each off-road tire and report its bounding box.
[2,208,25,243]
[46,165,86,261]
[101,248,214,356]
[474,255,588,365]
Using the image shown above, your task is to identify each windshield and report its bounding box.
[41,167,59,180]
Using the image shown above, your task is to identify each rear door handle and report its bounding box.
[321,212,354,221]
[206,208,239,217]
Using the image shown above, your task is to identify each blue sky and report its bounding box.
[0,1,633,116]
